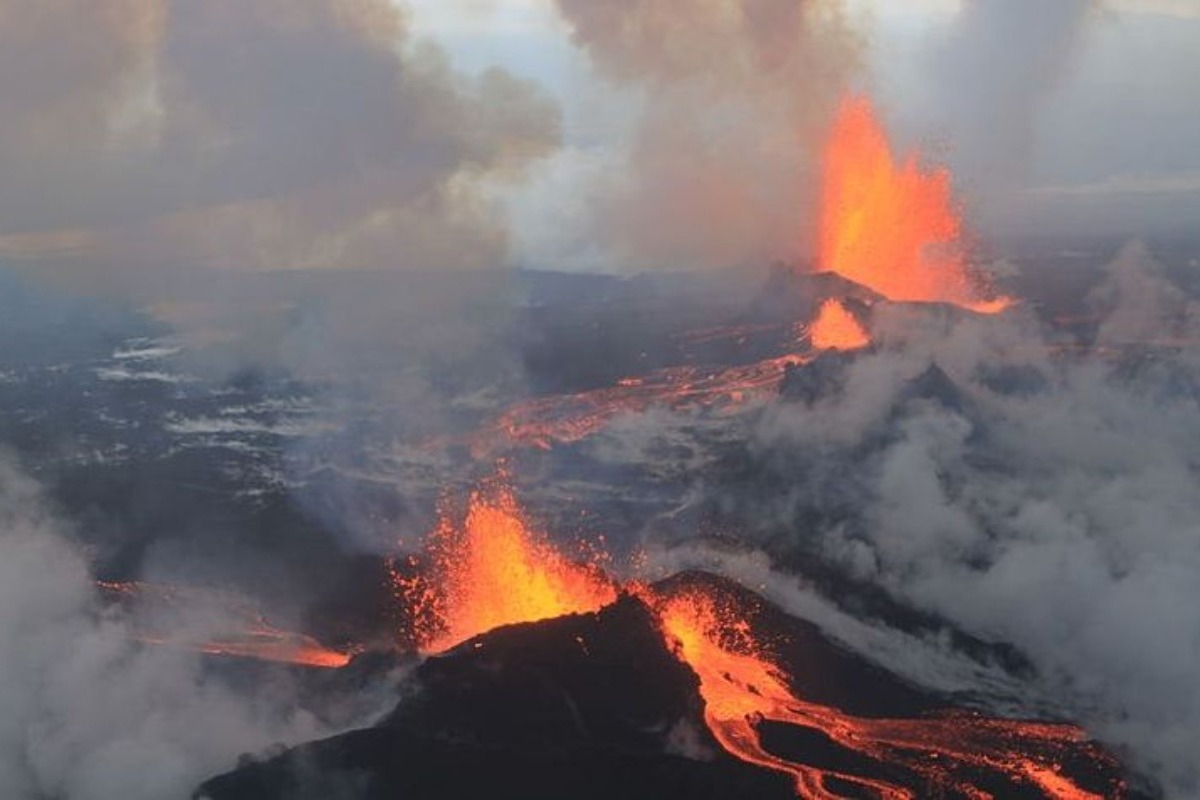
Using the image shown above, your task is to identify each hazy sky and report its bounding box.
[0,0,1195,280]
[406,0,1200,260]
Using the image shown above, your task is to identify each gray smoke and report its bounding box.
[0,456,381,800]
[0,0,559,294]
[735,245,1200,795]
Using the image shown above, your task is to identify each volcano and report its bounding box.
[197,572,1140,800]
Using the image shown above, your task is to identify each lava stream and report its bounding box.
[394,482,618,653]
[818,95,1010,314]
[98,580,352,668]
[477,353,809,453]
[650,585,1118,799]
[391,478,1126,797]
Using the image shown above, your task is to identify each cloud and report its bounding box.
[0,0,560,285]
[0,455,374,800]
[731,247,1200,795]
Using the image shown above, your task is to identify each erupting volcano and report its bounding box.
[818,95,1010,314]
[360,474,1137,798]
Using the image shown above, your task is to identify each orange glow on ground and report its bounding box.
[397,482,618,653]
[809,299,871,351]
[818,95,1010,314]
[651,584,1116,799]
[97,581,352,669]
[472,353,809,453]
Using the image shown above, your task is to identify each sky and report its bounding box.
[0,0,1196,281]
[405,0,1200,265]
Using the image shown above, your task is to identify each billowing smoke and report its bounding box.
[0,0,559,292]
[705,245,1200,796]
[0,455,386,800]
[926,0,1097,184]
[550,0,862,270]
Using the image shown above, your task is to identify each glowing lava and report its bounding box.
[818,95,1010,314]
[470,354,808,453]
[809,299,871,351]
[652,583,1121,799]
[98,581,352,669]
[396,482,618,653]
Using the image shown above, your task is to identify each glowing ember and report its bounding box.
[809,298,870,351]
[651,583,1120,799]
[396,482,618,653]
[818,95,1010,314]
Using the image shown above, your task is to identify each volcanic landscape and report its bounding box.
[2,89,1194,800]
[1,3,1198,800]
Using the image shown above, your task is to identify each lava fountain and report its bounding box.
[395,481,618,653]
[818,95,1010,314]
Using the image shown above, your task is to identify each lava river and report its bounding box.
[393,480,1129,798]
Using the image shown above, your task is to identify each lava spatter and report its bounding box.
[809,298,871,351]
[394,481,618,653]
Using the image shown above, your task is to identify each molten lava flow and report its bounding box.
[818,95,1010,314]
[651,584,1119,799]
[396,483,618,653]
[473,353,810,453]
[97,581,352,669]
[809,299,870,351]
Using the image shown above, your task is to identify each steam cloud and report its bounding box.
[719,244,1200,796]
[0,456,380,800]
[0,0,559,291]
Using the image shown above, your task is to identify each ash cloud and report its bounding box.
[0,0,559,291]
[0,455,384,800]
[550,0,863,271]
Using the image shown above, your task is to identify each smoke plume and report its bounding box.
[551,0,863,270]
[727,245,1200,796]
[0,455,386,800]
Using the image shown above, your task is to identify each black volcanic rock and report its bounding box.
[779,350,861,404]
[385,596,703,752]
[195,727,793,800]
[897,362,973,416]
[198,574,1151,800]
[196,593,795,800]
[749,263,883,324]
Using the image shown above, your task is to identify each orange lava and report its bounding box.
[475,353,809,453]
[396,482,618,653]
[809,299,871,351]
[97,581,352,669]
[651,584,1120,799]
[818,95,1010,314]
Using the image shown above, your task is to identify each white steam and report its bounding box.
[0,457,359,800]
[743,245,1200,796]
